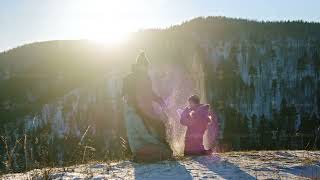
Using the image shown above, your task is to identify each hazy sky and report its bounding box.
[1,0,320,52]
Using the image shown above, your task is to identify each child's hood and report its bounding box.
[194,104,210,117]
[197,104,210,112]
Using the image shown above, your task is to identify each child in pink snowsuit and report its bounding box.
[180,95,217,155]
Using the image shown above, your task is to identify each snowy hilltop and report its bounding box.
[2,151,320,180]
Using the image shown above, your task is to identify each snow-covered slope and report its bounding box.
[2,151,319,180]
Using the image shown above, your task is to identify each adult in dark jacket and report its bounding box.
[122,52,172,162]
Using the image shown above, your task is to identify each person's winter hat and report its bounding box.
[188,95,200,104]
[136,51,149,66]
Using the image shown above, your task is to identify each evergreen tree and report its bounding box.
[278,98,297,134]
[287,105,297,134]
[299,112,317,133]
[271,108,280,131]
[279,98,288,131]
[258,114,271,148]
[251,114,258,130]
[297,51,308,72]
[240,115,250,135]
[271,79,277,97]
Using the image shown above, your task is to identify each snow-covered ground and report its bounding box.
[2,151,320,180]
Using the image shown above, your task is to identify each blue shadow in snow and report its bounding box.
[192,155,256,180]
[133,160,193,180]
[281,164,320,179]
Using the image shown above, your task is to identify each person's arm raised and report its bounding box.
[180,107,192,126]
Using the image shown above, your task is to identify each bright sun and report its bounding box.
[67,0,139,44]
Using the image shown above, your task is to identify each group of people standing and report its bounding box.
[122,52,218,162]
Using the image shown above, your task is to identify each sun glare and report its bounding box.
[67,0,139,44]
[88,28,130,45]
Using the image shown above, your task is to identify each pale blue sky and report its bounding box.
[1,0,320,52]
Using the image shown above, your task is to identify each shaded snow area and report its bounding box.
[2,151,320,180]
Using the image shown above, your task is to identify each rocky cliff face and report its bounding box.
[203,39,320,125]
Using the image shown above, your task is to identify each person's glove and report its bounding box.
[189,110,195,117]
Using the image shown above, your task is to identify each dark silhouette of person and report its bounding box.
[122,52,172,162]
